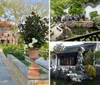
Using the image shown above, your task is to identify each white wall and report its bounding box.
[85,4,100,19]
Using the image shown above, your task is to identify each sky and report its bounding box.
[50,42,84,51]
[25,0,48,3]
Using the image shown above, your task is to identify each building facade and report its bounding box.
[51,43,96,69]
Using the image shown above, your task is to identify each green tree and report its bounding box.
[50,0,99,17]
[95,51,100,60]
[83,49,94,65]
[19,12,48,48]
[68,0,85,15]
[1,0,48,44]
[33,2,49,18]
[51,0,71,16]
[53,43,65,53]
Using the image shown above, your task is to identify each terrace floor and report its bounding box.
[0,51,14,85]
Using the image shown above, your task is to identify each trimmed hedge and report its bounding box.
[3,46,25,60]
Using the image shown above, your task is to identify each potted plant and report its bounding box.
[19,12,48,60]
[19,12,48,77]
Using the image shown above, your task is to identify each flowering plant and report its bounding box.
[19,12,48,49]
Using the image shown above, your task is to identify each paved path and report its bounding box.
[0,52,14,85]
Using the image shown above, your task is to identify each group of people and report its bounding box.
[53,14,86,23]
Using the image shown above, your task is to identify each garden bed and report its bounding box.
[2,44,46,74]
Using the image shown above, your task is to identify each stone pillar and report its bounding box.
[27,63,40,77]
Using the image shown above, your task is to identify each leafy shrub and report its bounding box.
[39,43,49,60]
[93,16,100,26]
[21,60,30,66]
[85,65,96,78]
[13,50,25,60]
[89,11,98,19]
[19,12,48,48]
[3,45,25,60]
[95,51,100,59]
[3,47,15,56]
[83,49,94,65]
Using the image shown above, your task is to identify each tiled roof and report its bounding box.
[0,21,12,28]
[59,43,96,54]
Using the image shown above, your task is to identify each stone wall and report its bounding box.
[7,54,28,85]
[4,54,49,85]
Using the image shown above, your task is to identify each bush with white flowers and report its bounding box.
[19,12,48,48]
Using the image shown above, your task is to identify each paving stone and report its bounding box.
[0,52,14,85]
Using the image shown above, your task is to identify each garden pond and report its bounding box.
[51,76,100,85]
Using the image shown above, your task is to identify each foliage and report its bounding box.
[19,12,48,48]
[1,0,48,22]
[51,0,100,17]
[3,47,15,56]
[0,0,33,44]
[0,0,5,16]
[53,43,65,53]
[68,0,84,15]
[2,44,31,67]
[13,50,25,60]
[1,0,29,25]
[89,11,98,19]
[93,16,100,26]
[88,0,100,3]
[85,65,96,78]
[39,42,49,60]
[72,27,94,35]
[33,2,49,18]
[39,69,46,74]
[0,44,23,49]
[83,49,94,65]
[3,44,24,60]
[51,0,71,16]
[51,0,88,17]
[95,51,100,60]
[3,47,25,60]
[21,60,31,67]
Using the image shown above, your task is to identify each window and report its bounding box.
[60,56,75,65]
